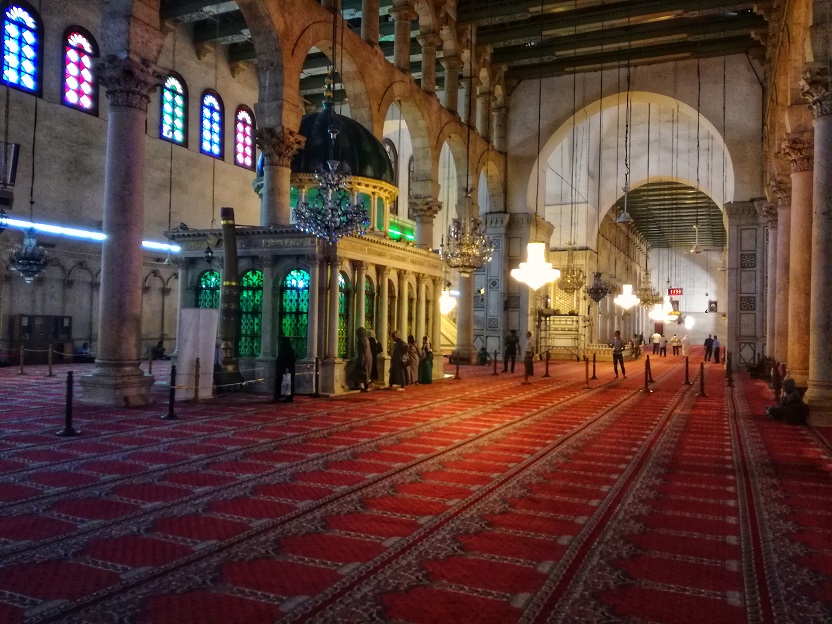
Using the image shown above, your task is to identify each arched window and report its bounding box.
[234,105,255,170]
[195,270,221,308]
[238,269,263,357]
[338,273,349,359]
[280,269,309,359]
[62,28,97,113]
[2,3,41,94]
[161,74,187,145]
[200,90,224,158]
[365,276,375,331]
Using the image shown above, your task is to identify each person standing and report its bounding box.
[524,331,535,377]
[681,335,690,357]
[275,337,296,403]
[389,331,408,390]
[503,329,519,373]
[659,334,668,357]
[651,331,661,354]
[611,330,626,379]
[367,329,381,382]
[352,327,373,392]
[407,335,420,385]
[712,335,721,364]
[704,334,713,361]
[670,334,681,356]
[418,336,433,384]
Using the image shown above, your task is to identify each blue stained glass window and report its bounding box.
[200,90,223,158]
[161,75,187,145]
[2,4,40,94]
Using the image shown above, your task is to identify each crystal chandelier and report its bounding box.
[586,271,611,303]
[9,228,48,283]
[556,243,585,293]
[613,283,640,310]
[636,270,662,307]
[439,191,494,273]
[511,241,560,291]
[294,158,369,243]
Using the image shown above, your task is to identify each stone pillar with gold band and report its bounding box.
[255,127,306,227]
[762,203,778,358]
[410,195,442,249]
[769,174,792,365]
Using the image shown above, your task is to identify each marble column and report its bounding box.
[763,204,778,358]
[477,89,491,140]
[416,275,427,341]
[432,276,443,352]
[418,33,440,95]
[378,267,390,354]
[410,195,442,249]
[770,175,792,364]
[492,106,508,152]
[317,256,327,359]
[441,55,460,114]
[390,6,416,72]
[173,258,189,357]
[255,127,306,226]
[801,66,832,420]
[81,56,160,406]
[782,133,814,386]
[361,0,380,46]
[461,75,479,127]
[259,262,275,358]
[398,270,410,336]
[306,256,320,361]
[355,261,367,331]
[327,257,341,359]
[454,271,475,363]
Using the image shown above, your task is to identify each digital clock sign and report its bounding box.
[667,288,683,296]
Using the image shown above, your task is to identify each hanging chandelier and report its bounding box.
[9,228,48,283]
[586,271,611,303]
[439,190,493,273]
[557,242,585,294]
[511,241,560,291]
[613,283,640,310]
[636,270,662,307]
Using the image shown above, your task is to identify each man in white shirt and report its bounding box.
[651,331,661,354]
[524,331,535,377]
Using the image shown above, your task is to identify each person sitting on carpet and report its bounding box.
[766,378,808,425]
[478,345,489,365]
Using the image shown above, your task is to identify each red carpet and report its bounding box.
[0,352,829,622]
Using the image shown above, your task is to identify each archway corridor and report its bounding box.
[0,356,828,622]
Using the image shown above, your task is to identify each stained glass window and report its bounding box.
[161,75,187,145]
[200,90,223,158]
[234,105,255,169]
[338,273,349,359]
[62,29,97,113]
[238,270,263,357]
[196,270,221,308]
[280,269,309,359]
[365,277,375,331]
[2,4,40,94]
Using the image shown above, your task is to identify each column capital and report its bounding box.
[762,202,778,227]
[352,259,368,274]
[768,173,792,208]
[330,256,343,271]
[389,5,418,22]
[97,55,162,112]
[801,64,832,119]
[409,195,442,223]
[432,275,443,288]
[417,32,442,49]
[781,132,814,172]
[380,265,391,279]
[441,54,461,70]
[256,127,307,167]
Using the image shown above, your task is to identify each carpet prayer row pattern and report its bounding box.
[0,352,829,623]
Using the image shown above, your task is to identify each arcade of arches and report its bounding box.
[0,1,830,425]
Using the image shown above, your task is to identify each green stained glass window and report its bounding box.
[338,273,349,359]
[196,270,220,309]
[365,277,375,331]
[238,269,263,357]
[280,269,309,359]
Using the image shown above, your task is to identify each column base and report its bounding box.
[376,354,391,387]
[320,358,346,396]
[450,346,475,365]
[80,360,155,407]
[804,382,832,426]
[788,368,809,389]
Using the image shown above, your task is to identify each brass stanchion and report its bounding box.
[543,351,551,378]
[697,361,707,396]
[493,350,499,376]
[647,355,655,383]
[643,357,652,393]
[193,357,201,402]
[585,356,590,387]
[313,357,321,397]
[47,346,54,377]
[454,358,461,380]
[57,371,80,436]
[162,365,177,420]
[684,356,692,385]
[590,352,597,380]
[18,344,24,375]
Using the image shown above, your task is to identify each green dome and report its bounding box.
[291,103,394,184]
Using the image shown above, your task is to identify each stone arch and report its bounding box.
[378,92,435,198]
[415,0,439,35]
[475,152,504,214]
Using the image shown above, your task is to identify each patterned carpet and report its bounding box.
[0,352,829,623]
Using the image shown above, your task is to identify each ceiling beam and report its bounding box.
[161,0,239,23]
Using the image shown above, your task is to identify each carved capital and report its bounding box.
[390,5,418,22]
[801,64,832,119]
[417,32,441,51]
[441,54,461,70]
[767,174,791,208]
[761,202,778,227]
[353,260,367,275]
[781,132,814,172]
[409,195,442,223]
[256,126,307,167]
[97,55,163,112]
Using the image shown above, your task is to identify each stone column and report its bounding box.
[801,66,832,420]
[418,33,440,95]
[173,258,189,357]
[327,257,341,359]
[769,175,792,364]
[317,256,328,359]
[378,267,390,354]
[256,127,306,226]
[454,271,475,363]
[461,75,479,127]
[81,56,160,406]
[259,261,275,359]
[432,276,443,352]
[416,274,427,341]
[763,204,778,357]
[390,5,416,72]
[355,261,367,331]
[306,256,320,361]
[492,106,508,152]
[361,0,380,46]
[410,195,442,249]
[441,55,460,114]
[398,270,410,336]
[477,89,492,140]
[782,132,814,386]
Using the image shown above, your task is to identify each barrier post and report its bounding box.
[313,357,321,398]
[698,361,707,396]
[643,358,651,393]
[684,356,692,385]
[47,346,54,377]
[147,348,153,375]
[162,365,177,420]
[193,357,201,402]
[585,357,590,387]
[56,371,80,436]
[18,344,24,375]
[647,355,655,383]
[454,358,461,380]
[493,350,499,376]
[543,351,551,378]
[590,352,597,380]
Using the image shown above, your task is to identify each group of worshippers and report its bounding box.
[650,331,691,357]
[347,329,433,391]
[703,334,722,363]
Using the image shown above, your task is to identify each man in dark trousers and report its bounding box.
[503,329,519,373]
[611,330,626,379]
[704,334,713,361]
[712,335,721,364]
[275,337,296,403]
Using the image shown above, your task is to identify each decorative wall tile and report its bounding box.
[740,270,757,294]
[474,294,485,309]
[487,317,499,330]
[739,341,757,366]
[740,227,757,251]
[739,296,756,311]
[740,253,757,268]
[489,278,499,290]
[508,294,520,310]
